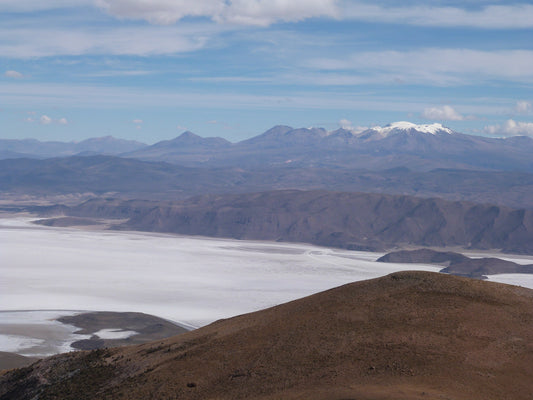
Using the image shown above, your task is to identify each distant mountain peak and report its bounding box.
[240,125,327,146]
[178,131,201,139]
[368,121,454,136]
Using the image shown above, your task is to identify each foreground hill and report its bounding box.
[2,271,533,399]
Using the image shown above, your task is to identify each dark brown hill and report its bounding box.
[2,271,533,399]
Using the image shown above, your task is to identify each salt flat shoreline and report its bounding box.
[2,214,533,370]
[0,309,190,370]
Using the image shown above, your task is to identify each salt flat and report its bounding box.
[2,215,533,358]
[0,216,442,327]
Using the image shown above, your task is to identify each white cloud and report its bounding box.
[4,70,23,79]
[484,119,533,137]
[337,118,367,133]
[81,1,533,29]
[95,0,224,25]
[341,2,533,29]
[36,115,68,125]
[339,118,352,129]
[421,105,464,121]
[216,0,338,26]
[132,119,143,124]
[515,101,532,115]
[2,0,531,30]
[40,115,52,125]
[95,0,337,26]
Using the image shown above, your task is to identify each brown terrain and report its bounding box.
[2,271,533,400]
[377,248,533,278]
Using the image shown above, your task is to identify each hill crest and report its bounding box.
[2,271,533,400]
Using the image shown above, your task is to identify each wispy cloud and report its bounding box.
[0,25,214,58]
[0,81,510,117]
[30,115,68,125]
[189,76,272,83]
[9,0,528,29]
[484,119,533,137]
[308,49,533,86]
[515,101,532,115]
[95,0,337,26]
[341,2,533,29]
[82,70,154,78]
[0,0,91,12]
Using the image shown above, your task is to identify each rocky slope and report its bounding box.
[60,190,533,254]
[2,271,533,399]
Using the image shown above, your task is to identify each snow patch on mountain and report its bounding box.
[368,121,454,136]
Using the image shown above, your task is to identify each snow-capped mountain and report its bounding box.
[357,122,454,141]
[2,122,533,172]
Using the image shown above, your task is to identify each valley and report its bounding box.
[3,122,533,398]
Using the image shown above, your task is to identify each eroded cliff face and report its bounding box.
[57,190,533,254]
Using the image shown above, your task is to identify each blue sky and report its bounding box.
[1,0,533,143]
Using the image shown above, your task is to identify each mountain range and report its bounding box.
[3,122,533,210]
[2,271,533,400]
[0,136,145,159]
[3,122,533,172]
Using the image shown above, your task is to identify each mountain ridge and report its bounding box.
[3,122,533,172]
[32,190,533,254]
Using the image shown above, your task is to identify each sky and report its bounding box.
[1,0,533,143]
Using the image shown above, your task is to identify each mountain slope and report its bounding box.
[123,190,533,253]
[123,122,533,171]
[3,122,533,171]
[2,271,533,399]
[43,190,533,254]
[122,131,231,164]
[3,155,533,208]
